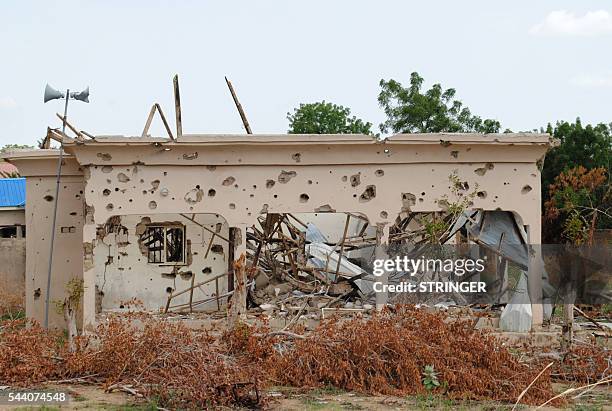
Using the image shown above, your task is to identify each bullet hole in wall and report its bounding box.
[97,153,112,161]
[315,204,335,212]
[44,195,54,202]
[222,177,235,186]
[278,170,297,184]
[359,185,376,202]
[402,192,416,207]
[299,193,309,203]
[184,188,204,204]
[183,152,198,160]
[208,189,216,197]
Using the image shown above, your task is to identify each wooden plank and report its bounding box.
[155,103,175,140]
[334,214,351,277]
[225,76,252,134]
[173,74,182,139]
[141,104,157,137]
[56,113,83,140]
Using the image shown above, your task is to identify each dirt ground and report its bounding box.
[0,383,610,411]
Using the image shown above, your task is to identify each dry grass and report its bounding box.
[2,306,608,408]
[0,287,24,320]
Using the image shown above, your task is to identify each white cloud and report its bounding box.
[570,73,612,87]
[0,97,17,109]
[530,10,612,36]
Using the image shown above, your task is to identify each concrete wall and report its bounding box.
[5,152,85,329]
[0,208,25,227]
[94,213,228,312]
[0,238,26,296]
[66,133,550,331]
[4,134,553,331]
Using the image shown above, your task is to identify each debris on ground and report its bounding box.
[3,306,609,408]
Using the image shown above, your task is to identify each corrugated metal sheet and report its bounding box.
[0,178,25,207]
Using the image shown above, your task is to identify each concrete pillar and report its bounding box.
[82,223,97,333]
[526,225,544,329]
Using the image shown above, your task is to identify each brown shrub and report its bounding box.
[0,320,63,385]
[64,317,266,409]
[255,307,555,405]
[0,307,579,408]
[553,344,611,383]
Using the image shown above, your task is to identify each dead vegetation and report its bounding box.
[2,307,609,409]
[0,287,24,320]
[254,307,559,405]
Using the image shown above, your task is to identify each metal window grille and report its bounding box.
[140,225,185,264]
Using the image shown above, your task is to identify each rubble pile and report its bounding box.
[245,213,375,319]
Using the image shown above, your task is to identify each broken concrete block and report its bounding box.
[259,303,276,311]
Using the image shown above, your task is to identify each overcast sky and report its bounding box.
[1,1,612,146]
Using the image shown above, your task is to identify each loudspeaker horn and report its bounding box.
[70,87,89,103]
[43,84,65,103]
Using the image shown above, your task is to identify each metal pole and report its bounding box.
[44,89,69,329]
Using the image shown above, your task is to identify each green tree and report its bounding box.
[542,119,611,197]
[378,72,501,134]
[541,119,612,240]
[287,101,373,134]
[1,143,35,153]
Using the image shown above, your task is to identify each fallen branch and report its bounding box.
[512,362,553,410]
[573,305,610,336]
[46,374,99,384]
[254,330,306,340]
[536,377,612,409]
[106,383,143,398]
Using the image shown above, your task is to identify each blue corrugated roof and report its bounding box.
[0,178,25,207]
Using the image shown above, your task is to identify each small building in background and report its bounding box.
[0,177,25,237]
[0,177,26,297]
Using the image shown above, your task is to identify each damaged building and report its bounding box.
[3,132,555,332]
